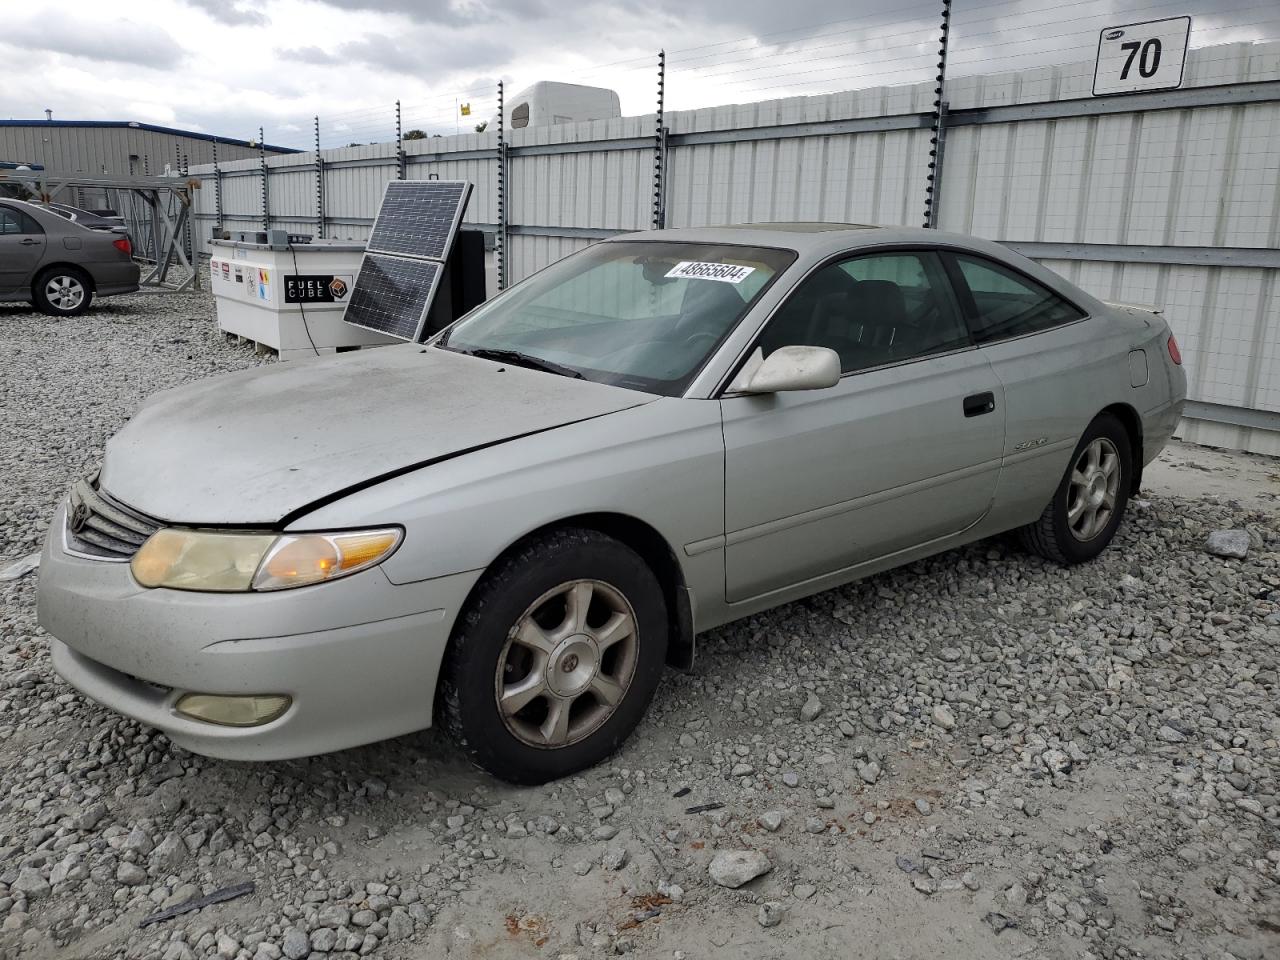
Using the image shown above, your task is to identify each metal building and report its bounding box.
[0,120,296,177]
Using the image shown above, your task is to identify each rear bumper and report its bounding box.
[97,281,140,297]
[1143,396,1185,466]
[37,503,482,760]
[90,260,140,296]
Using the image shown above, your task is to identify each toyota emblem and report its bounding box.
[70,502,91,535]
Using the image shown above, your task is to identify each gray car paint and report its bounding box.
[37,223,1186,760]
[721,347,1004,601]
[0,199,139,302]
[38,499,482,759]
[99,344,654,525]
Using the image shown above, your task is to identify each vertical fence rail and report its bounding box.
[652,50,667,229]
[211,137,222,232]
[496,80,506,291]
[395,100,405,180]
[181,151,192,271]
[258,126,269,231]
[314,116,324,239]
[924,0,953,228]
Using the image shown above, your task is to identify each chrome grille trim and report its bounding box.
[64,474,162,562]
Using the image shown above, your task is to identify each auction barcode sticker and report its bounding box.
[665,261,757,284]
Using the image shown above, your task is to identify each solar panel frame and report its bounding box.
[366,180,473,262]
[342,253,443,342]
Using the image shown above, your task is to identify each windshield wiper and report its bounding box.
[453,347,584,379]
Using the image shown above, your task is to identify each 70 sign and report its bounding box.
[1093,16,1191,96]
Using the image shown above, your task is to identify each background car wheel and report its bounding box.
[33,267,93,316]
[1020,412,1133,565]
[440,528,668,784]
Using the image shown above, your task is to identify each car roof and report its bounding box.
[605,222,1106,317]
[609,222,1014,256]
[705,221,879,234]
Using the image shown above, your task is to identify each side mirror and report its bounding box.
[730,345,841,394]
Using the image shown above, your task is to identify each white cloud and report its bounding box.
[181,0,271,26]
[2,16,186,68]
[0,0,1272,150]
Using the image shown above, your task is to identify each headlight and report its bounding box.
[130,528,402,592]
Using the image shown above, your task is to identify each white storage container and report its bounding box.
[209,239,397,362]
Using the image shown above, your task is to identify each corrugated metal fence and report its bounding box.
[189,41,1280,455]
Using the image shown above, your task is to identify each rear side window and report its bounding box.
[951,254,1086,343]
[0,207,38,235]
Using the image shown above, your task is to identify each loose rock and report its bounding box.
[709,850,773,888]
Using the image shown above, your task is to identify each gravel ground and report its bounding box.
[1,290,1278,960]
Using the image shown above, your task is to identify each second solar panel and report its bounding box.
[342,254,442,341]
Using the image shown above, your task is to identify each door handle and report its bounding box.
[19,238,40,246]
[963,391,996,417]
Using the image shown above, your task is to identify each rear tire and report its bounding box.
[33,267,93,316]
[439,528,668,784]
[1020,413,1132,565]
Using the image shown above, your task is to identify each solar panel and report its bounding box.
[343,179,473,342]
[366,180,472,260]
[342,254,442,341]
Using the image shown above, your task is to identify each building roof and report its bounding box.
[0,120,299,153]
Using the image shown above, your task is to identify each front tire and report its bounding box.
[440,528,668,784]
[1020,413,1132,565]
[34,267,93,316]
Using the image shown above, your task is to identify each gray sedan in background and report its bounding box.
[0,199,139,315]
[37,223,1185,783]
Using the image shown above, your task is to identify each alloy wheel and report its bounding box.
[45,275,86,311]
[495,579,639,748]
[1066,437,1121,541]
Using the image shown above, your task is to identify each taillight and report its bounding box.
[113,237,132,257]
[1167,334,1182,365]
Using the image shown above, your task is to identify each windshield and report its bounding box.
[437,241,795,395]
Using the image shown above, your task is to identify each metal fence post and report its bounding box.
[181,150,195,286]
[924,0,952,228]
[652,49,667,229]
[497,80,506,291]
[395,100,405,180]
[314,116,325,238]
[212,137,223,231]
[259,126,269,231]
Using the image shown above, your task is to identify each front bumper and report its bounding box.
[37,504,482,761]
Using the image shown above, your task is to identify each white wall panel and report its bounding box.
[186,39,1280,451]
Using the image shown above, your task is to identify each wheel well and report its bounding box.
[33,263,95,294]
[473,513,694,670]
[1100,402,1143,494]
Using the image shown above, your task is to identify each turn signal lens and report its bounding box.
[132,529,276,591]
[251,529,402,591]
[175,693,291,727]
[1167,334,1183,365]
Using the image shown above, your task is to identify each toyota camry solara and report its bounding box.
[37,223,1186,783]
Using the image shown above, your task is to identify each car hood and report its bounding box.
[99,345,654,525]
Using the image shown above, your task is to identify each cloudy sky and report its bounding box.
[0,0,1270,149]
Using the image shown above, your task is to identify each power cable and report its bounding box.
[287,239,321,358]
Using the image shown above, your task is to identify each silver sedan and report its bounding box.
[37,224,1186,783]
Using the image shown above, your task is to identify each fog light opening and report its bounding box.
[175,693,291,727]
